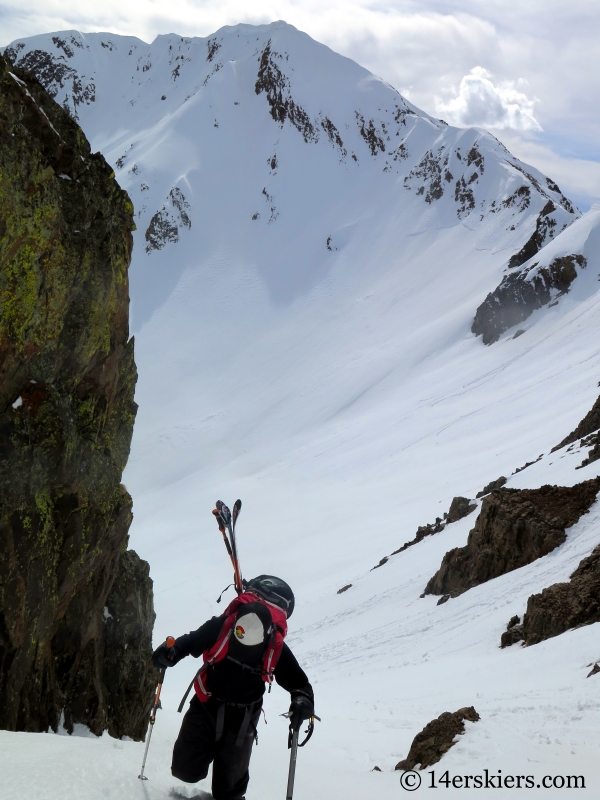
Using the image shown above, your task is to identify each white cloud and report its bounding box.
[497,132,600,211]
[435,66,542,131]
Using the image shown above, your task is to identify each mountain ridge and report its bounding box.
[3,23,579,329]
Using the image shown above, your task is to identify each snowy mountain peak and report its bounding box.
[4,25,578,326]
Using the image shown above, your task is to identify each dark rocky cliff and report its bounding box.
[424,480,600,598]
[501,544,600,647]
[0,54,156,738]
[551,392,600,468]
[471,254,586,345]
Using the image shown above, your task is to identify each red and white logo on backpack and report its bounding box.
[193,592,288,702]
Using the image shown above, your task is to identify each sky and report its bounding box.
[1,0,599,210]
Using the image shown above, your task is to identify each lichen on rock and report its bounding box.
[0,53,157,738]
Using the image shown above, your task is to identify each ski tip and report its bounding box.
[234,499,242,511]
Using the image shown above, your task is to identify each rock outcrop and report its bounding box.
[507,200,561,269]
[0,54,156,738]
[578,438,600,469]
[395,707,480,771]
[500,615,524,648]
[552,393,600,451]
[551,392,600,468]
[371,496,477,571]
[476,476,506,498]
[472,254,586,344]
[424,481,600,598]
[518,544,600,646]
[446,496,477,524]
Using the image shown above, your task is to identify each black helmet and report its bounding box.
[244,575,295,618]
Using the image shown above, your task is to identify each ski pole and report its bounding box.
[138,635,175,780]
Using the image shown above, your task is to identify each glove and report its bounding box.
[152,641,178,669]
[289,694,314,730]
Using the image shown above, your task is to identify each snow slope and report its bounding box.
[3,21,600,800]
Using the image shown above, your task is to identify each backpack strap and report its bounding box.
[263,621,286,690]
[225,654,265,675]
[235,705,253,747]
[215,702,226,742]
[177,675,196,713]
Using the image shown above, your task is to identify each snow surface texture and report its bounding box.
[2,21,600,799]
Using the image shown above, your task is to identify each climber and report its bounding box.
[152,575,314,800]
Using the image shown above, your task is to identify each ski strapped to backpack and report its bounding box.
[178,501,292,712]
[213,499,243,594]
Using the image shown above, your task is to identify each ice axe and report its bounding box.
[138,635,175,780]
[282,710,321,799]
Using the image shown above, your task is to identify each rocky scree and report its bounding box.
[0,54,157,739]
[424,480,600,598]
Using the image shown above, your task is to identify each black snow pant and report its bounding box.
[172,695,262,800]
